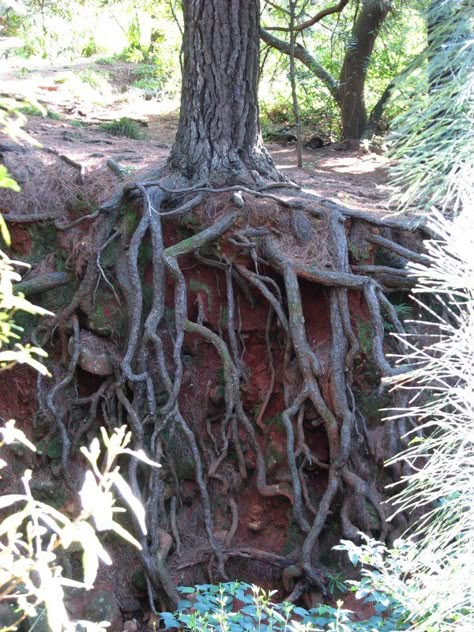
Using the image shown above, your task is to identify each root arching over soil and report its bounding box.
[12,163,427,611]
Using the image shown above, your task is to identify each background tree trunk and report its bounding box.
[261,0,393,140]
[289,0,304,167]
[338,0,391,139]
[168,0,281,185]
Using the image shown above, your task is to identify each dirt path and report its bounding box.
[1,56,394,216]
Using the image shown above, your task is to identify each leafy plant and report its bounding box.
[160,581,405,631]
[0,248,51,374]
[0,424,160,631]
[334,537,412,629]
[382,301,412,332]
[326,571,348,596]
[0,120,51,374]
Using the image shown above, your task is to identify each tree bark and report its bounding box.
[338,0,392,139]
[289,0,303,167]
[168,0,282,186]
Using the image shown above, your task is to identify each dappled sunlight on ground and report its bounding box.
[1,55,394,216]
[269,143,393,212]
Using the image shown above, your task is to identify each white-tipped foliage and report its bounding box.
[0,425,158,631]
[384,204,474,630]
[389,0,474,214]
[338,1,474,628]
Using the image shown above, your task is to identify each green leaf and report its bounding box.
[0,215,11,246]
[160,612,180,629]
[0,165,20,192]
[240,605,257,616]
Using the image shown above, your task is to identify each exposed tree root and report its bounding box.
[30,173,426,610]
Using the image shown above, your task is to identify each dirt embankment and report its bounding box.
[0,56,408,629]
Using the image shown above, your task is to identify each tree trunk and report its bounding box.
[338,0,391,139]
[168,0,282,185]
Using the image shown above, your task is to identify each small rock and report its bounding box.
[304,135,325,149]
[68,331,116,375]
[248,521,263,532]
[123,619,138,632]
[231,191,245,208]
[291,210,313,246]
[83,588,122,631]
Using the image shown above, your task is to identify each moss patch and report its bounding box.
[89,297,127,338]
[25,224,60,265]
[356,320,374,358]
[189,278,214,312]
[282,516,304,555]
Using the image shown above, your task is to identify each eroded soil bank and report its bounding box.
[0,63,423,628]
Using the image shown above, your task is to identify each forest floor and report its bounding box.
[1,56,394,217]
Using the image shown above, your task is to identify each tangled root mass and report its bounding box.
[30,172,426,610]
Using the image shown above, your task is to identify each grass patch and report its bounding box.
[96,56,116,65]
[130,61,166,94]
[77,68,111,92]
[19,104,60,120]
[132,77,162,93]
[98,117,146,139]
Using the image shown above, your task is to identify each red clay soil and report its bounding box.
[0,364,37,426]
[0,62,401,626]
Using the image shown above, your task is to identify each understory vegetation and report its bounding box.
[0,0,473,630]
[1,0,425,139]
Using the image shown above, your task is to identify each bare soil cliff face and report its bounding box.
[1,193,408,612]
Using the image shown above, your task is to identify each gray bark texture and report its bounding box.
[168,0,282,185]
[338,0,391,139]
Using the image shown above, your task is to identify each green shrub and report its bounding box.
[18,104,60,119]
[99,117,146,140]
[81,36,105,58]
